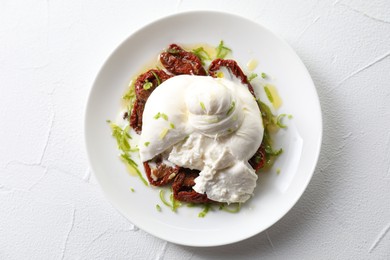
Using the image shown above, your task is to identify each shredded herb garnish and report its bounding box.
[154,112,168,120]
[108,121,132,152]
[257,99,284,168]
[151,71,161,86]
[143,81,153,90]
[198,204,211,218]
[144,141,150,147]
[167,48,180,54]
[216,40,232,59]
[261,72,267,79]
[107,121,148,185]
[276,114,288,128]
[200,101,206,111]
[248,73,258,82]
[170,193,181,212]
[169,122,175,129]
[161,113,168,121]
[130,188,135,192]
[264,85,274,103]
[156,204,162,212]
[120,153,148,186]
[192,47,211,65]
[226,101,236,116]
[219,203,241,213]
[159,189,180,212]
[159,128,169,139]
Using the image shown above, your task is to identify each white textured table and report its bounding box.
[1,0,389,259]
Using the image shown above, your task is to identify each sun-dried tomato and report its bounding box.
[172,170,212,203]
[143,156,179,186]
[208,59,255,97]
[130,69,171,133]
[249,142,266,171]
[160,44,207,76]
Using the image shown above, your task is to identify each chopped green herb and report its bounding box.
[170,193,181,212]
[159,190,172,208]
[192,47,211,65]
[248,73,258,82]
[276,114,288,128]
[159,128,169,139]
[161,113,168,121]
[261,72,267,79]
[156,204,162,212]
[154,112,168,120]
[288,114,293,119]
[169,122,175,129]
[226,101,236,116]
[276,168,281,174]
[256,99,284,169]
[216,40,232,59]
[151,71,161,85]
[159,189,180,212]
[144,142,150,147]
[167,48,180,54]
[200,102,206,111]
[108,122,132,152]
[120,153,148,186]
[143,81,153,90]
[130,188,135,192]
[264,86,274,103]
[219,203,241,213]
[198,204,211,218]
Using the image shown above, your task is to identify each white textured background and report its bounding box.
[1,0,389,259]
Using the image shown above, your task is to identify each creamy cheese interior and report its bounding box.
[139,75,264,203]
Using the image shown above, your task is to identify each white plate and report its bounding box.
[84,11,322,247]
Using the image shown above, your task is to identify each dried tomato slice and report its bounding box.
[143,157,179,186]
[249,143,266,171]
[208,59,255,97]
[130,69,171,133]
[160,44,207,76]
[172,169,212,203]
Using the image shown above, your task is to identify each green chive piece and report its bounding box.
[200,102,206,111]
[192,47,211,65]
[264,86,274,103]
[226,101,236,116]
[220,203,241,213]
[156,204,162,212]
[144,142,150,147]
[159,190,173,208]
[151,71,161,86]
[276,114,288,128]
[161,113,168,121]
[167,48,180,54]
[248,73,258,82]
[154,112,161,119]
[198,204,211,218]
[288,114,293,119]
[276,168,281,174]
[261,72,267,79]
[216,40,232,59]
[120,153,148,186]
[169,123,175,129]
[143,81,153,90]
[159,128,169,139]
[130,188,135,192]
